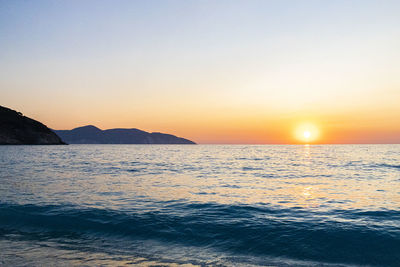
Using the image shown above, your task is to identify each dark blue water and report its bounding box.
[1,145,399,266]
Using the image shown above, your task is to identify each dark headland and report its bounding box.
[0,105,66,145]
[55,125,196,144]
[0,105,195,145]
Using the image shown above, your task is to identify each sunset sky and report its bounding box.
[1,0,399,144]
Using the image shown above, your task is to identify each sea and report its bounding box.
[0,145,399,266]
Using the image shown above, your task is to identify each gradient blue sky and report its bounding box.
[1,0,400,143]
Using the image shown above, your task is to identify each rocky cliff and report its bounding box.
[0,106,66,145]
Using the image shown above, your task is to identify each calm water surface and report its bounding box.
[0,145,399,266]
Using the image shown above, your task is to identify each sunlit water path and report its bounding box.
[1,145,399,266]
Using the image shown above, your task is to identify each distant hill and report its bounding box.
[0,106,66,145]
[55,125,196,144]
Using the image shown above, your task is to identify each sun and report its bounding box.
[294,123,320,143]
[303,131,311,139]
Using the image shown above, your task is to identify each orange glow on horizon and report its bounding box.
[22,103,400,144]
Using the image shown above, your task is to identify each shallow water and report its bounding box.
[0,145,399,266]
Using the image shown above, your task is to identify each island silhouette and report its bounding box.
[55,125,196,144]
[0,105,195,145]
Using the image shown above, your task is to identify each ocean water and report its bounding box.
[0,145,399,266]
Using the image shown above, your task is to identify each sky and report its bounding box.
[1,0,399,144]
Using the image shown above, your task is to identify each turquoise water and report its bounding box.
[0,145,399,266]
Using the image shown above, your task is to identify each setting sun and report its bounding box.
[295,123,320,143]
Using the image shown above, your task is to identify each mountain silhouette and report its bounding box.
[0,105,65,145]
[55,125,196,144]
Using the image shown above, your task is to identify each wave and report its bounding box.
[1,202,399,266]
[376,163,400,170]
[334,161,400,172]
